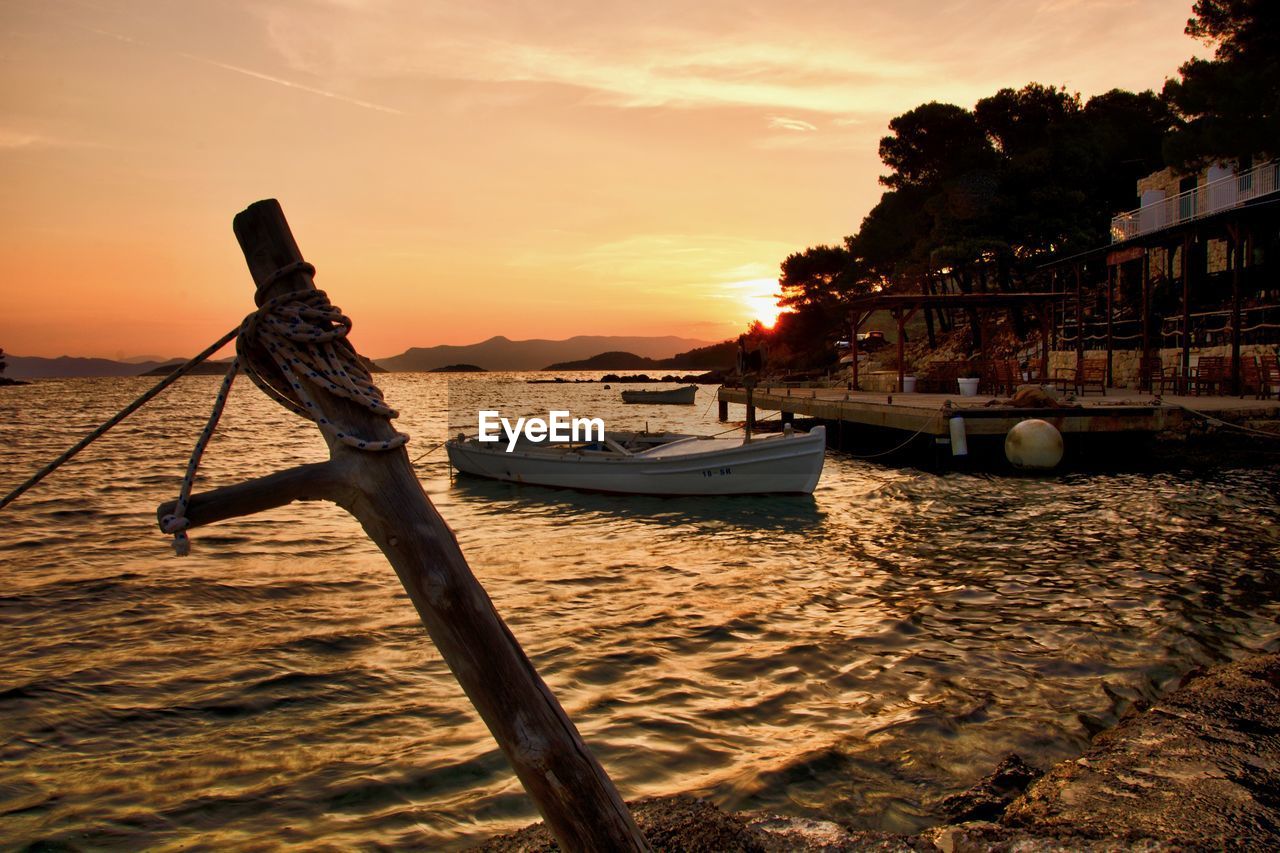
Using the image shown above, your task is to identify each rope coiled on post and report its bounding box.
[161,283,408,555]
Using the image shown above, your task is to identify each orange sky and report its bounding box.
[2,0,1198,359]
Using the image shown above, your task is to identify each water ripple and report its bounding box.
[1,375,1278,848]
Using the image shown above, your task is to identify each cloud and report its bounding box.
[0,129,50,149]
[768,116,817,132]
[254,2,972,116]
[177,52,405,115]
[69,19,404,116]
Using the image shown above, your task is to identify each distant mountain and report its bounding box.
[545,351,658,370]
[138,359,234,377]
[4,355,178,379]
[377,335,713,372]
[137,356,385,376]
[545,340,737,372]
[120,354,176,364]
[429,363,487,373]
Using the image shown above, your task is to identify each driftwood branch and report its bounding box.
[156,200,647,852]
[156,462,344,530]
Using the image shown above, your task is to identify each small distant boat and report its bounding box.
[446,425,826,495]
[620,384,697,405]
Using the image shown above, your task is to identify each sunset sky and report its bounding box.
[2,0,1199,359]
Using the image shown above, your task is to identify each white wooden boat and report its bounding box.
[446,425,826,495]
[620,384,697,404]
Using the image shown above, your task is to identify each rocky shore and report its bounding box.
[476,653,1280,851]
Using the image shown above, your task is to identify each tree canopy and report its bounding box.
[757,1,1269,366]
[1163,0,1280,168]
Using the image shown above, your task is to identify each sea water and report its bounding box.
[2,373,1278,848]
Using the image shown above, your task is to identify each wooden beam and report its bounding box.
[850,309,871,391]
[1075,263,1084,368]
[1105,263,1114,386]
[1140,250,1151,390]
[1181,234,1192,391]
[1228,224,1242,395]
[894,307,906,392]
[170,200,649,853]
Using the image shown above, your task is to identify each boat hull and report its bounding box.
[446,427,826,495]
[620,385,698,404]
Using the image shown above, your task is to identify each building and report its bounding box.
[1047,157,1280,391]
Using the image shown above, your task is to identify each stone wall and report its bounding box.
[1048,344,1278,389]
[1132,165,1235,274]
[1136,166,1181,199]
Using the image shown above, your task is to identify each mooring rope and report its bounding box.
[160,282,409,554]
[845,404,950,459]
[0,327,241,512]
[1169,402,1280,441]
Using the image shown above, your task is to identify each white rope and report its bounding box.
[1169,402,1280,441]
[0,327,240,511]
[160,285,408,555]
[845,404,948,459]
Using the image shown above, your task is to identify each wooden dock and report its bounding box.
[717,385,1280,464]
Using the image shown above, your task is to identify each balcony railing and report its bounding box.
[1110,159,1280,242]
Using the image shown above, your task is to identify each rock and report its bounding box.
[476,656,1280,851]
[1003,653,1280,848]
[939,754,1043,823]
[471,795,767,852]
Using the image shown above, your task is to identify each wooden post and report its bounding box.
[894,307,906,393]
[744,378,756,441]
[1105,263,1114,387]
[1181,234,1192,392]
[1140,250,1151,390]
[1039,302,1051,381]
[893,306,919,392]
[160,201,649,853]
[850,310,870,391]
[1074,263,1084,370]
[1228,225,1242,396]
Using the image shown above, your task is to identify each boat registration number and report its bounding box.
[701,467,732,478]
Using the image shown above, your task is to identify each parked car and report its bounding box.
[857,331,888,351]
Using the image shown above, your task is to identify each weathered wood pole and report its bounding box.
[894,307,906,393]
[1228,224,1242,396]
[1181,234,1193,391]
[1140,250,1151,390]
[849,309,870,391]
[1105,263,1114,387]
[1074,263,1084,370]
[162,200,649,852]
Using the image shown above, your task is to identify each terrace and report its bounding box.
[1110,159,1279,242]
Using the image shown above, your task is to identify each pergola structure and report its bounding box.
[1043,190,1280,394]
[846,292,1064,392]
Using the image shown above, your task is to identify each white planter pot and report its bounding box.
[902,376,917,393]
[957,377,980,397]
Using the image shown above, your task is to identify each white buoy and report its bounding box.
[1005,418,1063,470]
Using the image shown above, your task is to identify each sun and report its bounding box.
[724,278,783,328]
[744,293,782,328]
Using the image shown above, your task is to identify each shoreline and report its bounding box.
[475,652,1280,851]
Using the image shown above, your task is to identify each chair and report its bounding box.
[993,358,1021,395]
[1239,356,1266,399]
[1259,354,1280,401]
[1190,356,1228,396]
[1054,356,1107,396]
[981,359,1016,395]
[1139,354,1178,395]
